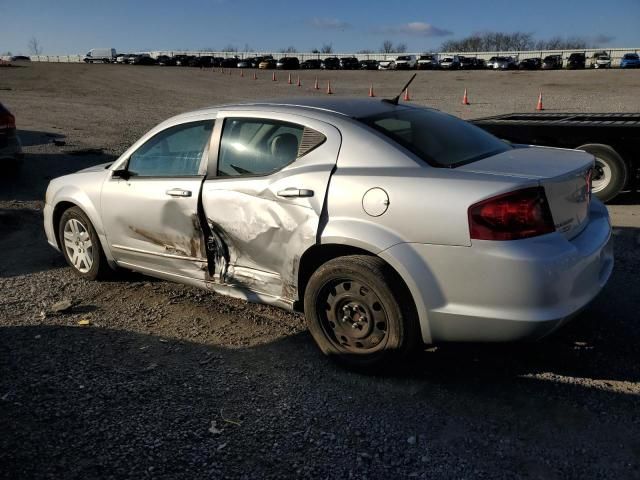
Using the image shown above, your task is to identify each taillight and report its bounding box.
[468,187,555,241]
[0,105,16,129]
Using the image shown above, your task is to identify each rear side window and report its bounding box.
[128,120,214,177]
[360,109,510,168]
[217,118,324,177]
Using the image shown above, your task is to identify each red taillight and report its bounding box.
[0,104,16,129]
[468,187,555,241]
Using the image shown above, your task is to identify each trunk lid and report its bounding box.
[458,146,594,239]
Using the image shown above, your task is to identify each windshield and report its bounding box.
[397,56,410,60]
[624,53,639,59]
[359,109,510,168]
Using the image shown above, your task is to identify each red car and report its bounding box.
[0,103,23,170]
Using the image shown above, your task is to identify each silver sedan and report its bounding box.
[44,98,613,367]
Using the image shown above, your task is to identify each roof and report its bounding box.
[228,97,414,118]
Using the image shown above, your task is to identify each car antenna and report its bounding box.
[382,73,417,106]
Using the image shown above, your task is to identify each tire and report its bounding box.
[304,255,420,369]
[577,143,627,202]
[58,206,112,280]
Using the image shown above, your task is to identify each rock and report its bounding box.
[407,436,417,445]
[50,299,73,313]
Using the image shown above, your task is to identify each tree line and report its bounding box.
[440,32,591,52]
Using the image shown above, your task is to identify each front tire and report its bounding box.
[577,143,627,202]
[59,207,111,280]
[304,255,420,369]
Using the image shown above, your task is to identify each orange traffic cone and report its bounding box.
[314,77,319,90]
[253,72,257,80]
[403,88,411,101]
[368,84,375,97]
[327,80,333,94]
[536,92,544,111]
[272,72,277,81]
[297,76,301,87]
[462,88,470,105]
[240,69,244,77]
[288,73,292,85]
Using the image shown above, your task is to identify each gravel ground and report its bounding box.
[1,63,639,479]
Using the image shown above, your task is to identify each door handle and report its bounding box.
[166,188,192,197]
[277,188,314,198]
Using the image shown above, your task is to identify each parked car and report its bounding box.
[250,56,272,68]
[475,58,486,69]
[458,56,477,69]
[566,52,586,69]
[115,54,129,64]
[83,48,116,64]
[417,54,438,69]
[236,58,252,68]
[10,55,31,62]
[620,53,640,68]
[191,56,215,68]
[394,55,417,70]
[542,54,563,69]
[321,57,341,70]
[174,55,195,66]
[340,57,359,70]
[589,51,611,69]
[493,56,518,70]
[377,59,396,70]
[221,57,239,68]
[518,58,542,70]
[486,56,499,69]
[276,57,300,69]
[132,55,157,66]
[0,102,23,171]
[359,59,379,70]
[43,98,613,368]
[156,55,177,66]
[212,57,225,67]
[439,56,460,69]
[258,58,277,69]
[301,59,322,69]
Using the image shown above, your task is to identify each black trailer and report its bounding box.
[471,112,640,202]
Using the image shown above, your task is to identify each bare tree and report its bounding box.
[222,44,238,53]
[357,49,374,54]
[279,46,298,53]
[320,43,333,54]
[395,43,408,53]
[28,36,43,55]
[441,31,591,52]
[380,40,394,54]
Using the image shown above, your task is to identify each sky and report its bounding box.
[2,0,639,55]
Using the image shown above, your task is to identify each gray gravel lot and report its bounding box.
[1,63,639,479]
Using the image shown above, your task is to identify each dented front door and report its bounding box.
[101,119,214,281]
[201,111,341,303]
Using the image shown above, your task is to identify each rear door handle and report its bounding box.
[166,188,192,197]
[277,188,314,198]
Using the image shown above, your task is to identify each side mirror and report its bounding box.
[112,168,133,180]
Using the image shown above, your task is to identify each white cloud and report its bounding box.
[375,22,452,37]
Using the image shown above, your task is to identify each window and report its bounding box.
[217,118,306,177]
[359,109,510,168]
[128,120,214,177]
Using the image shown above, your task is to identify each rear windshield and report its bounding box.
[624,53,639,59]
[359,109,510,168]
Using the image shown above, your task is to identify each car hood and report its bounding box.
[76,162,112,173]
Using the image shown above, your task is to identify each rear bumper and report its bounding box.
[384,200,613,344]
[0,133,23,163]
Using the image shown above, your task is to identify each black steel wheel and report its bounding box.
[304,255,420,369]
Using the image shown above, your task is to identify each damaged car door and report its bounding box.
[201,111,340,305]
[100,119,214,282]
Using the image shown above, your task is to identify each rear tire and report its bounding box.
[304,255,420,369]
[59,207,112,280]
[577,144,627,202]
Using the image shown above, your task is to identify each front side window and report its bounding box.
[128,120,214,177]
[217,118,307,177]
[360,109,511,168]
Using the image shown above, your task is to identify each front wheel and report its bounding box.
[59,207,112,280]
[577,143,627,202]
[304,255,420,369]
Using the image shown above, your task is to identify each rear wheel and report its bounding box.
[59,207,112,280]
[304,255,420,369]
[577,144,627,202]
